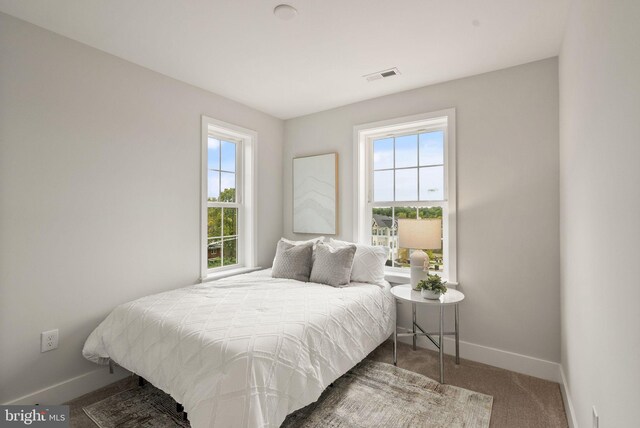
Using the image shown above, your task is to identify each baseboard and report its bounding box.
[397,335,562,383]
[559,365,578,428]
[2,366,130,406]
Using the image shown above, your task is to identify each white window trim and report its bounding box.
[201,116,257,281]
[353,109,457,283]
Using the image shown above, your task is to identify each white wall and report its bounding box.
[0,13,283,404]
[560,1,640,427]
[284,58,561,365]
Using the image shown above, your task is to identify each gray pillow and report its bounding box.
[271,240,313,282]
[310,243,357,287]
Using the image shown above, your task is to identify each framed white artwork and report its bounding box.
[293,153,338,234]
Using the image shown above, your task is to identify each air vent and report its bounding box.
[363,67,400,82]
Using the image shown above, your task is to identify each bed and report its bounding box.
[82,268,395,428]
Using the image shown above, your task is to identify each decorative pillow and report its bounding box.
[327,238,388,285]
[271,240,314,282]
[281,236,325,246]
[279,236,325,262]
[310,243,357,287]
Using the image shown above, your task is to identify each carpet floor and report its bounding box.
[66,340,567,427]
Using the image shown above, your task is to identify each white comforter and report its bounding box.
[82,269,395,428]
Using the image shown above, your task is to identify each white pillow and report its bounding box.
[281,236,325,246]
[327,238,388,285]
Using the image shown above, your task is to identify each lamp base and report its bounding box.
[409,249,430,289]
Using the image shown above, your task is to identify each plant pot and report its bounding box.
[421,289,441,300]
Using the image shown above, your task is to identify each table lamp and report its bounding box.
[398,218,442,289]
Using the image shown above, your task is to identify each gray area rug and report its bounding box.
[84,360,492,427]
[83,384,189,428]
[283,361,493,428]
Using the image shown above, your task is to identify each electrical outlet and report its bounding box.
[592,406,599,428]
[41,329,59,352]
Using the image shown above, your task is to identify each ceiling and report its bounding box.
[0,0,570,119]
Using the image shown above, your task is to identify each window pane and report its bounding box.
[419,166,444,200]
[208,137,220,170]
[373,138,393,170]
[223,237,237,266]
[220,172,236,202]
[207,207,222,237]
[418,206,443,219]
[418,207,444,272]
[395,168,418,201]
[208,170,220,201]
[371,207,395,267]
[207,237,222,269]
[394,206,417,220]
[371,206,421,268]
[419,131,444,166]
[374,170,394,201]
[395,134,418,168]
[221,140,236,172]
[395,207,417,268]
[222,207,237,237]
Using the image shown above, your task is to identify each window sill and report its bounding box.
[384,269,458,287]
[201,266,262,283]
[384,270,411,284]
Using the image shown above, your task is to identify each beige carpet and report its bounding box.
[67,340,567,427]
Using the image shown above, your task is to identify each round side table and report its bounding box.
[390,284,465,384]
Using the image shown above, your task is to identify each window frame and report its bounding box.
[201,116,257,280]
[353,109,457,283]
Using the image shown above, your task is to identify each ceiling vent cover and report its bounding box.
[364,67,400,82]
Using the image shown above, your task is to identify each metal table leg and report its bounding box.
[439,306,444,384]
[393,313,398,366]
[455,303,460,365]
[412,303,417,350]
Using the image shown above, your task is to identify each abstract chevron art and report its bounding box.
[293,153,338,234]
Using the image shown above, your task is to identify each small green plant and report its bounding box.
[417,274,448,295]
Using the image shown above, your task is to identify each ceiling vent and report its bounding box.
[363,67,401,82]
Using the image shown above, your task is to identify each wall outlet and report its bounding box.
[592,406,599,428]
[41,329,59,352]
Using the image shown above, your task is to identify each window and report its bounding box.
[201,117,257,279]
[206,137,239,269]
[354,109,457,282]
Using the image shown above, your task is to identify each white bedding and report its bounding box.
[82,269,395,428]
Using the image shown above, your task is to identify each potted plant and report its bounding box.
[417,275,447,300]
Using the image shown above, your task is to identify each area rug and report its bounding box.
[83,384,189,428]
[84,360,492,428]
[282,360,493,428]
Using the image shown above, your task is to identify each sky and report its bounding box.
[207,131,444,201]
[208,137,236,199]
[373,131,445,201]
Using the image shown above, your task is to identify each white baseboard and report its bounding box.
[2,366,130,406]
[559,365,578,428]
[398,335,561,383]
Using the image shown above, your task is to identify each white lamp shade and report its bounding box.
[398,218,442,250]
